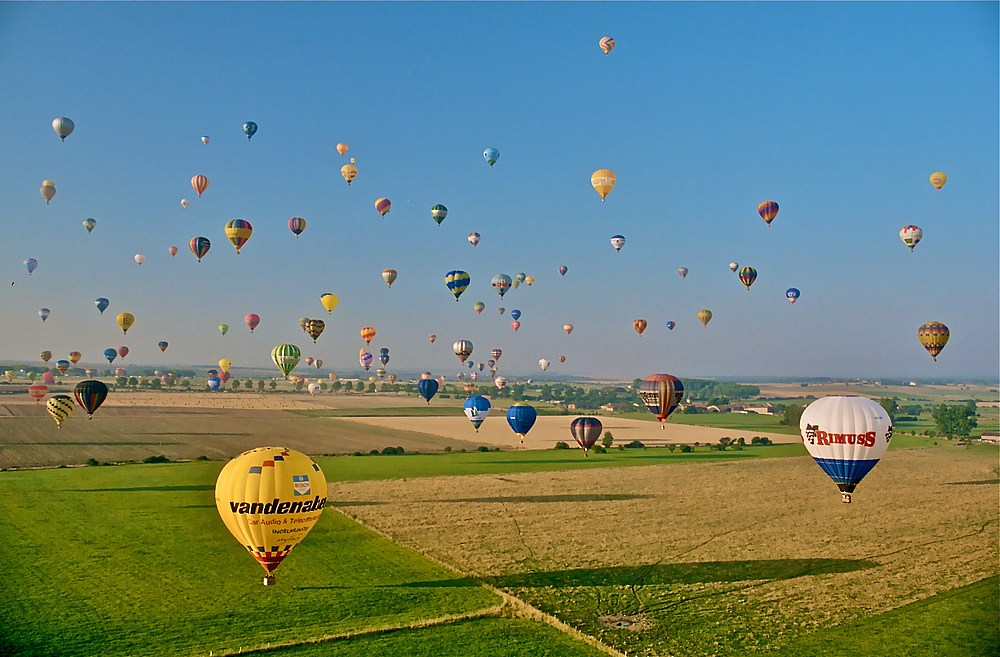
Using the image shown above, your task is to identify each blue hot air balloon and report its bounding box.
[418,378,439,404]
[483,148,500,168]
[243,121,258,141]
[445,270,471,302]
[24,258,38,275]
[506,402,537,444]
[95,298,110,315]
[463,396,492,432]
[207,376,221,391]
[786,288,800,305]
[666,321,676,331]
[104,348,117,364]
[510,309,522,321]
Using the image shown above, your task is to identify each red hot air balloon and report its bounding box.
[191,175,209,197]
[758,201,778,227]
[245,313,260,333]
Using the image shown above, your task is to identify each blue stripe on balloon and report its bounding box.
[812,458,880,486]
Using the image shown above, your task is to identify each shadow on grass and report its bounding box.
[68,484,216,492]
[294,578,480,590]
[332,494,655,507]
[946,479,1000,486]
[486,558,878,588]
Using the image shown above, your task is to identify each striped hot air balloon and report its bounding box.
[570,417,603,455]
[431,204,448,226]
[190,237,211,262]
[360,327,377,345]
[74,380,109,419]
[758,201,778,227]
[225,219,253,254]
[639,374,684,427]
[445,270,470,301]
[191,175,209,197]
[375,198,391,217]
[917,321,950,362]
[288,217,306,238]
[739,266,757,290]
[599,36,615,55]
[271,344,301,379]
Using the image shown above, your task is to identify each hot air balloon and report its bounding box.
[445,270,470,301]
[190,237,211,261]
[191,175,209,197]
[56,360,70,375]
[468,232,480,247]
[116,312,135,334]
[86,369,97,379]
[47,395,75,427]
[900,225,922,252]
[181,199,190,209]
[158,341,168,352]
[68,351,82,365]
[42,371,55,385]
[95,298,109,314]
[431,204,448,226]
[225,219,253,254]
[116,346,128,360]
[610,235,625,253]
[201,136,210,144]
[591,169,616,201]
[378,348,390,367]
[134,254,145,266]
[24,258,38,275]
[299,318,310,332]
[74,380,109,419]
[219,324,230,336]
[570,417,602,455]
[168,246,179,257]
[483,148,500,168]
[38,308,50,322]
[510,321,521,332]
[336,143,348,156]
[463,396,491,432]
[104,348,117,364]
[678,267,688,279]
[320,293,339,314]
[525,275,535,286]
[360,352,374,371]
[208,369,219,377]
[305,319,325,343]
[382,269,398,288]
[245,313,260,333]
[315,359,323,369]
[786,288,800,305]
[558,265,568,276]
[473,301,486,315]
[288,217,307,238]
[491,274,512,298]
[633,319,647,336]
[917,321,950,362]
[4,371,15,383]
[599,36,615,55]
[83,218,96,234]
[218,359,232,373]
[420,372,434,380]
[328,373,337,381]
[758,201,778,227]
[360,327,376,345]
[418,378,439,404]
[243,121,257,140]
[428,334,437,343]
[666,321,676,331]
[558,355,566,364]
[494,376,507,390]
[800,396,892,503]
[507,403,537,444]
[491,349,502,362]
[40,351,52,363]
[929,172,947,190]
[271,344,301,379]
[29,384,48,403]
[639,374,684,427]
[739,266,757,290]
[215,446,327,585]
[509,309,521,321]
[341,160,358,185]
[469,372,479,382]
[556,323,571,336]
[52,117,74,141]
[538,359,550,372]
[729,262,739,273]
[453,340,473,363]
[375,198,391,217]
[387,373,396,384]
[308,382,320,396]
[697,309,713,327]
[497,307,506,315]
[114,368,125,378]
[40,181,56,204]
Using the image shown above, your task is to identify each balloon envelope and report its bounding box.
[758,201,779,226]
[375,198,391,217]
[929,172,947,190]
[463,396,492,431]
[633,319,647,336]
[190,237,211,261]
[506,403,537,443]
[225,219,253,254]
[418,379,439,404]
[900,225,922,252]
[320,294,339,313]
[917,321,950,361]
[468,232,480,247]
[445,271,470,301]
[243,121,258,140]
[245,313,260,332]
[698,309,713,327]
[116,312,135,334]
[491,274,512,298]
[453,339,473,363]
[739,266,757,290]
[191,175,209,197]
[289,217,307,237]
[95,298,110,314]
[431,204,448,225]
[570,417,603,454]
[599,36,615,55]
[336,143,348,156]
[47,395,75,426]
[382,269,398,288]
[483,148,500,167]
[610,235,625,252]
[639,374,684,425]
[214,447,327,584]
[786,288,800,304]
[271,344,301,379]
[591,169,616,201]
[52,117,75,140]
[74,380,109,418]
[83,218,97,234]
[158,341,169,352]
[104,348,117,364]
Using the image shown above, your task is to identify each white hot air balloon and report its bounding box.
[52,117,75,141]
[799,396,893,504]
[181,199,190,209]
[729,262,739,273]
[134,254,146,266]
[308,382,320,396]
[899,225,923,253]
[468,232,481,248]
[538,359,550,371]
[610,235,626,252]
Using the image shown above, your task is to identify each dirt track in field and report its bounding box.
[332,447,999,653]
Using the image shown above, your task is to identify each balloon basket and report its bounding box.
[263,573,276,586]
[841,493,851,504]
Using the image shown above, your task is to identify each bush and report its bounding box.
[380,447,398,455]
[352,451,362,456]
[369,450,380,456]
[395,446,405,454]
[444,446,452,453]
[476,446,490,452]
[591,445,606,454]
[554,441,570,450]
[86,458,99,466]
[680,445,693,453]
[624,440,645,449]
[667,444,676,452]
[142,455,169,464]
[195,455,208,461]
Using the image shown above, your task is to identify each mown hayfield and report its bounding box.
[334,445,999,656]
[0,462,501,657]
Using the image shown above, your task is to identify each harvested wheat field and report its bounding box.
[332,446,999,655]
[340,415,797,451]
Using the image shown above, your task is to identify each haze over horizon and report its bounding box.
[2,2,997,381]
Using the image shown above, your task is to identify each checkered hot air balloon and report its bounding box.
[47,395,75,427]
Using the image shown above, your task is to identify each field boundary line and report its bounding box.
[331,506,628,657]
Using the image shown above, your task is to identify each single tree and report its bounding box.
[602,431,614,448]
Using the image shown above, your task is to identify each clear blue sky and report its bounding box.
[1,2,997,381]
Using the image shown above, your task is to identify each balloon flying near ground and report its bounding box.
[639,374,684,427]
[418,378,439,404]
[506,403,537,444]
[464,396,491,432]
[570,417,602,455]
[271,344,301,379]
[74,380,109,419]
[800,396,892,503]
[917,321,950,362]
[215,447,327,586]
[47,395,75,427]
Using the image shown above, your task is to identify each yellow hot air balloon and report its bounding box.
[116,312,135,334]
[360,326,376,345]
[40,180,56,204]
[929,172,947,190]
[697,309,713,327]
[219,358,232,373]
[591,169,616,201]
[320,293,339,314]
[47,395,75,427]
[341,159,358,185]
[215,447,327,586]
[917,321,950,362]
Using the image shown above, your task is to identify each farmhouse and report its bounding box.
[979,432,999,445]
[600,402,631,412]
